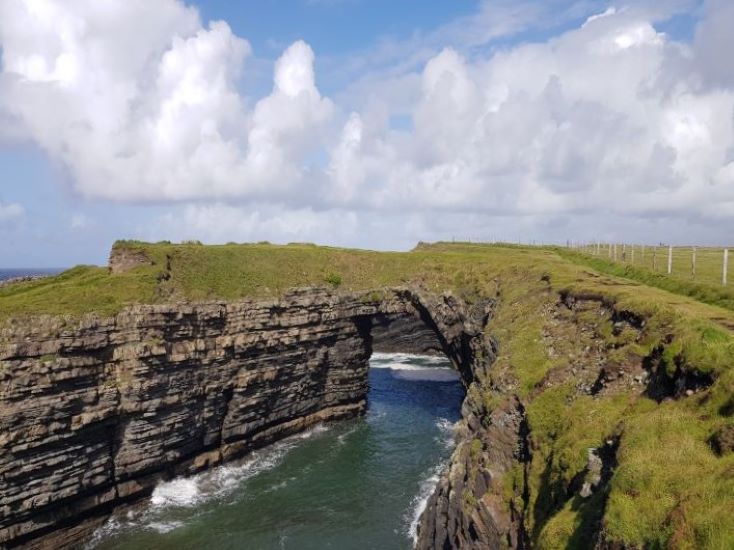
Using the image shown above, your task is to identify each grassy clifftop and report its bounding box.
[2,240,733,323]
[1,240,558,319]
[2,240,734,547]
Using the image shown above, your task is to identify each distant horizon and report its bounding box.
[3,237,734,270]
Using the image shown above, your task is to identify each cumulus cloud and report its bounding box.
[0,0,332,201]
[692,0,734,89]
[0,201,24,223]
[0,0,733,246]
[326,2,734,223]
[148,204,358,246]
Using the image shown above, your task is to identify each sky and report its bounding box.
[0,0,733,267]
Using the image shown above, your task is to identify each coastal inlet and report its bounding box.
[86,353,464,550]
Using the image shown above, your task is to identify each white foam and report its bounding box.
[149,423,330,511]
[336,425,359,446]
[264,479,289,493]
[371,352,449,365]
[406,464,445,543]
[404,419,459,542]
[147,520,183,534]
[434,418,458,449]
[370,361,449,371]
[296,422,330,439]
[151,478,200,508]
[89,423,332,545]
[84,517,122,548]
[369,352,453,374]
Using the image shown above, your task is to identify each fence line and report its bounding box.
[724,249,729,286]
[667,245,673,275]
[569,242,730,288]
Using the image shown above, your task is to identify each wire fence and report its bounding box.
[573,243,730,287]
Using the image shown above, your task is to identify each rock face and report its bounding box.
[416,396,529,550]
[371,313,444,355]
[107,245,153,274]
[0,286,488,549]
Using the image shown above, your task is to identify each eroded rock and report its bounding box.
[0,286,484,549]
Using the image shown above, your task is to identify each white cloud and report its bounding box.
[0,0,733,246]
[0,1,332,201]
[145,202,733,252]
[324,3,734,225]
[0,201,24,223]
[692,0,734,89]
[148,203,359,246]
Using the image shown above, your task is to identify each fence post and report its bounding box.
[622,243,626,262]
[613,243,618,261]
[641,244,645,264]
[631,246,635,265]
[724,249,729,286]
[667,245,673,274]
[608,243,612,259]
[691,247,696,279]
[653,247,657,271]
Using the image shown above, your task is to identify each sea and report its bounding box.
[86,352,464,550]
[0,268,65,282]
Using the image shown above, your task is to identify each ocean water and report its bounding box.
[87,353,464,550]
[0,268,64,281]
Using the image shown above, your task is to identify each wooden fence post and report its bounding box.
[641,244,645,264]
[622,243,626,262]
[691,247,696,279]
[653,247,657,271]
[724,249,729,286]
[608,243,612,259]
[667,245,673,274]
[613,243,618,261]
[631,246,635,265]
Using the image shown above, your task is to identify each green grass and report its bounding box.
[559,247,734,314]
[4,240,734,548]
[0,241,551,321]
[413,244,734,549]
[0,264,161,320]
[578,244,730,287]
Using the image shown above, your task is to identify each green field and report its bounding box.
[559,245,734,314]
[3,240,734,549]
[578,243,730,286]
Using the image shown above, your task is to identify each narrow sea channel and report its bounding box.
[88,353,464,550]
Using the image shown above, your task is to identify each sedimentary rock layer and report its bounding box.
[0,286,486,549]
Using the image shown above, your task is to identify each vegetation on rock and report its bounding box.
[2,240,734,548]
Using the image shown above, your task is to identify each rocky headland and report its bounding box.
[2,241,734,549]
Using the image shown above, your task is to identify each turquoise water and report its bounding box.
[88,353,463,550]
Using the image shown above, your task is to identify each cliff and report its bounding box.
[0,286,488,549]
[415,275,734,550]
[3,241,734,549]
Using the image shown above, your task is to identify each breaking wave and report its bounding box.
[86,423,332,546]
[406,463,446,543]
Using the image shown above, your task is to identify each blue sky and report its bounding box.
[1,0,732,267]
[196,1,480,58]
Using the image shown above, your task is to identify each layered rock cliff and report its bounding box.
[414,285,707,550]
[0,286,489,549]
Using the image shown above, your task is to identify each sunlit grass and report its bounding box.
[2,240,734,547]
